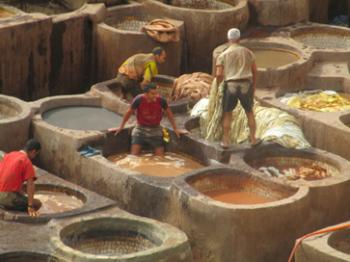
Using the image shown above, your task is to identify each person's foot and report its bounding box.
[251,139,262,148]
[220,142,229,149]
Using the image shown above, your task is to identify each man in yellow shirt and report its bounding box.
[116,47,167,98]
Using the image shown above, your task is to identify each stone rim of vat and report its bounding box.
[0,95,32,124]
[32,94,121,135]
[149,0,245,12]
[283,22,350,51]
[90,75,190,115]
[0,251,64,261]
[213,37,308,72]
[296,221,350,261]
[49,214,191,261]
[172,165,308,208]
[240,144,350,188]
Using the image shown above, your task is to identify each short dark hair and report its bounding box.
[24,139,41,152]
[144,82,157,93]
[152,46,165,56]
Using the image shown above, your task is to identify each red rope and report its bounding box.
[288,223,350,262]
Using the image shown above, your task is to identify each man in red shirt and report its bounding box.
[0,139,41,217]
[110,83,188,156]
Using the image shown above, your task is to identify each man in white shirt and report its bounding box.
[215,28,258,148]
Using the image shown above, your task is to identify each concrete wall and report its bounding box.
[143,0,249,73]
[248,0,309,26]
[0,95,32,152]
[0,4,105,101]
[48,12,93,95]
[0,14,52,100]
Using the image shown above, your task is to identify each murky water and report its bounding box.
[205,189,272,205]
[35,190,83,214]
[108,152,204,177]
[252,48,300,68]
[43,106,122,131]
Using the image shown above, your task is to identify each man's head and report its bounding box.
[144,82,158,102]
[152,46,167,64]
[24,139,41,160]
[227,28,240,44]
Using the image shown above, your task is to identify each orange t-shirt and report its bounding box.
[0,151,35,192]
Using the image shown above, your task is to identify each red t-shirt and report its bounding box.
[131,94,168,126]
[0,151,36,192]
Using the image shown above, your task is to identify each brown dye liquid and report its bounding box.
[253,48,300,69]
[35,190,83,214]
[0,8,14,18]
[108,152,204,177]
[206,189,271,205]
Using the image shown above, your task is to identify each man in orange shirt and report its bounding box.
[0,139,42,217]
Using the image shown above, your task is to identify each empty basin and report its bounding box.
[51,215,192,261]
[329,228,350,255]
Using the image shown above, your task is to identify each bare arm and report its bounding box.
[251,63,257,94]
[216,65,224,85]
[109,107,134,135]
[26,178,38,217]
[165,107,188,138]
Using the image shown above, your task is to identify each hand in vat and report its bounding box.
[174,128,189,138]
[28,206,39,217]
[108,127,122,136]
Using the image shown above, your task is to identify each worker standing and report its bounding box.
[116,47,167,98]
[216,28,258,148]
[0,139,42,217]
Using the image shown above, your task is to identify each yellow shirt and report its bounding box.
[118,53,158,81]
[216,44,255,81]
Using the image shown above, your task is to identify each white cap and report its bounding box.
[227,28,240,41]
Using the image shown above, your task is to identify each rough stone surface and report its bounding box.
[249,0,309,26]
[143,0,249,73]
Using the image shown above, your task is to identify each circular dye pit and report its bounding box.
[61,218,160,256]
[0,252,61,262]
[162,0,232,10]
[187,171,296,205]
[252,48,300,69]
[329,228,350,255]
[293,31,350,50]
[108,152,204,177]
[247,156,339,181]
[107,15,155,31]
[35,190,84,215]
[24,185,85,215]
[0,100,20,119]
[42,106,122,131]
[280,90,350,112]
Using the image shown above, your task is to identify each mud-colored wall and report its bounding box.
[49,13,93,95]
[0,14,51,100]
[0,5,104,101]
[248,0,309,26]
